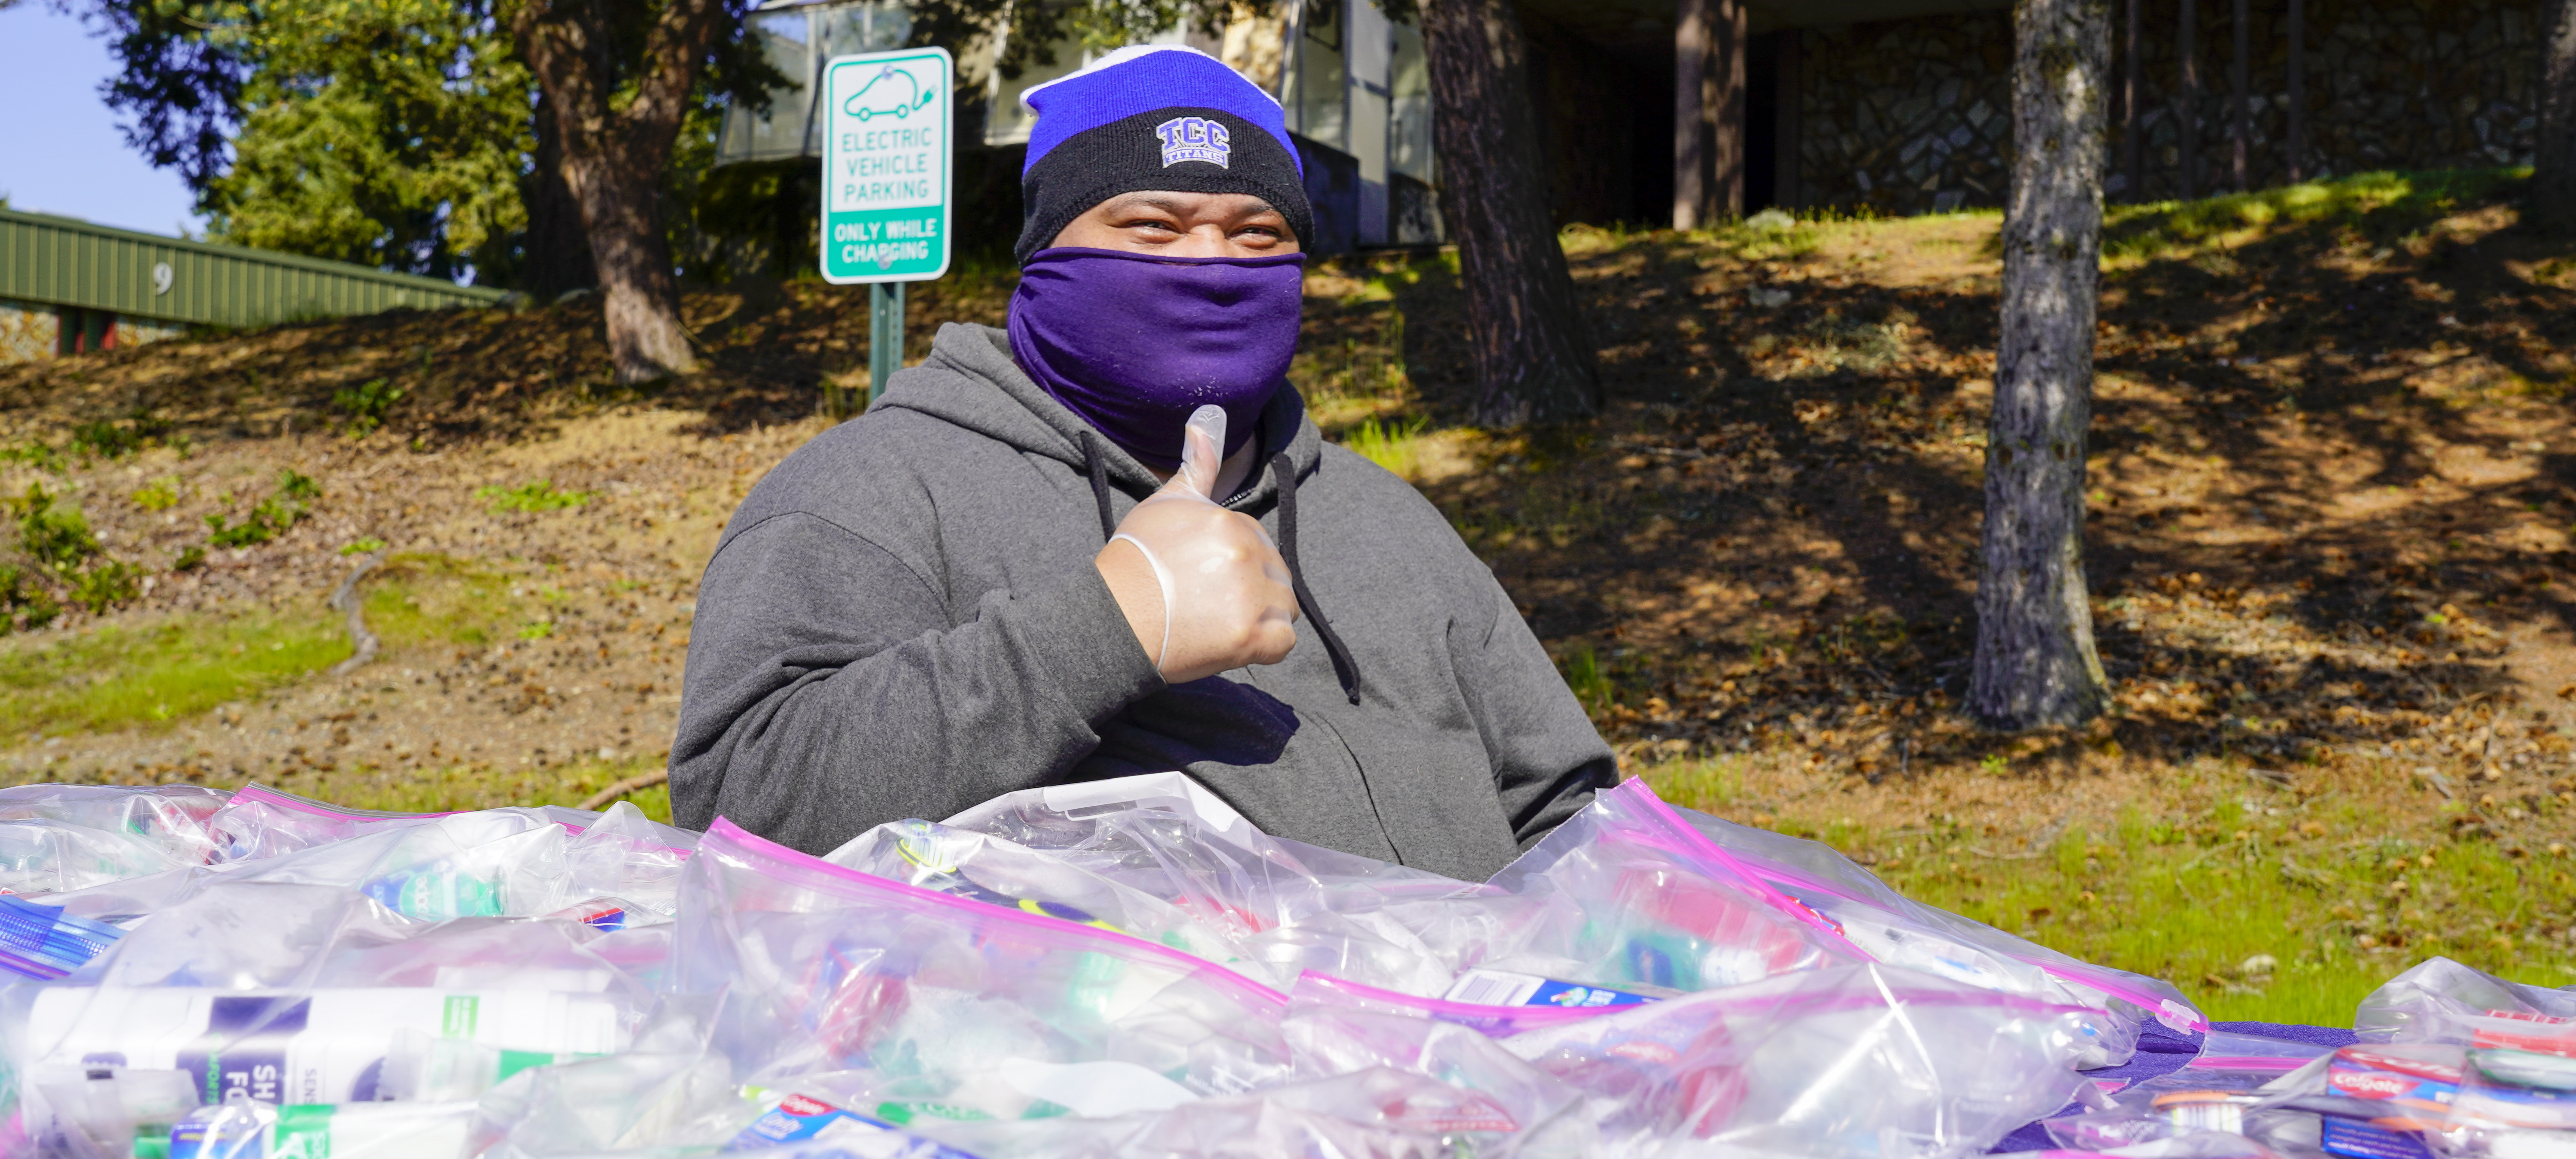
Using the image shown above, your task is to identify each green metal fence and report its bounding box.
[0,208,506,330]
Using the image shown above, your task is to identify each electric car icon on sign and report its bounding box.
[845,64,934,121]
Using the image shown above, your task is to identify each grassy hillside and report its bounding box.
[1,170,2569,1024]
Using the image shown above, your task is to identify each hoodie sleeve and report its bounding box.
[669,510,1163,853]
[1452,567,1620,848]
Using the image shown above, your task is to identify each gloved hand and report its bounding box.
[1094,405,1300,683]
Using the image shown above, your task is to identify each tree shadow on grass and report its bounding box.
[1357,175,2576,814]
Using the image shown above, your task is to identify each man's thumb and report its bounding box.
[1168,405,1227,501]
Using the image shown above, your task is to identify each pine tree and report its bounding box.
[1969,0,2113,730]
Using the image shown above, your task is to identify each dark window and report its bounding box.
[55,308,116,355]
[1304,0,1340,52]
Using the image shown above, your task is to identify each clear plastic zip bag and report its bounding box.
[0,783,232,897]
[2357,957,2576,1056]
[2439,1049,2576,1159]
[938,772,1476,996]
[1490,780,2188,1065]
[1498,962,2098,1159]
[677,818,1297,1127]
[1284,977,1598,1156]
[1473,780,1866,998]
[2041,1032,2338,1154]
[44,801,695,945]
[826,817,1286,987]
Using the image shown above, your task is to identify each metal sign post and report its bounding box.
[820,46,953,409]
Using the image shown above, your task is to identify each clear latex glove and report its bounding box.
[1096,406,1300,683]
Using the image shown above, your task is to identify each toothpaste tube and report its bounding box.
[1440,968,1656,1009]
[2318,1044,2466,1159]
[26,988,622,1107]
[2329,1044,2464,1124]
[2473,1012,2576,1059]
[2453,1049,2576,1130]
[727,1092,984,1157]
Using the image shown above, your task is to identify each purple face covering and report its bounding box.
[1008,246,1305,471]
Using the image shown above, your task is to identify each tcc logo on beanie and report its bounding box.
[1154,116,1231,168]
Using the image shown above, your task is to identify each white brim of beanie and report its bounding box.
[1018,43,1285,114]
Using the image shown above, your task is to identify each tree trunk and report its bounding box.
[2285,0,2305,183]
[510,0,729,383]
[1419,0,1601,426]
[1672,0,1708,229]
[2534,0,2576,234]
[2120,0,2140,200]
[2176,0,2197,199]
[521,94,598,300]
[569,150,700,379]
[2229,0,2248,191]
[1970,0,2111,732]
[1708,0,1746,219]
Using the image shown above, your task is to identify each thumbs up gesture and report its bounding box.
[1094,406,1300,683]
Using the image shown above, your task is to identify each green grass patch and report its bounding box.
[477,479,593,514]
[0,610,349,738]
[1340,415,1431,479]
[132,477,180,512]
[333,378,406,438]
[205,468,320,549]
[362,552,523,650]
[1645,760,2576,1027]
[2102,167,2525,266]
[1558,641,1617,717]
[0,554,523,738]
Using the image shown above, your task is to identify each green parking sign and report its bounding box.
[821,48,952,284]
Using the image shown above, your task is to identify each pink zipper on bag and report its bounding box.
[701,818,1292,1014]
[1620,781,2210,1033]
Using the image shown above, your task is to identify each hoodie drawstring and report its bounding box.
[1271,451,1361,705]
[1085,433,1360,703]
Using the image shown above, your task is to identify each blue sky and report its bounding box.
[0,4,207,237]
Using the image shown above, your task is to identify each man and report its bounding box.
[671,45,1612,882]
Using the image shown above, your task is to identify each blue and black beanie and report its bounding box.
[1015,46,1311,264]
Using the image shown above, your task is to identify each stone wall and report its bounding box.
[1796,13,2015,216]
[1790,0,2547,217]
[0,301,55,364]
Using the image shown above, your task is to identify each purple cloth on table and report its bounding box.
[1989,1021,2362,1153]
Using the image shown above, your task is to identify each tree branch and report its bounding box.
[328,552,383,678]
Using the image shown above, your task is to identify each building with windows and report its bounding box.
[0,208,505,365]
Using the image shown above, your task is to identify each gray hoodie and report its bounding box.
[670,322,1614,882]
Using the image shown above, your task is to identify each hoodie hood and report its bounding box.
[877,322,1324,517]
